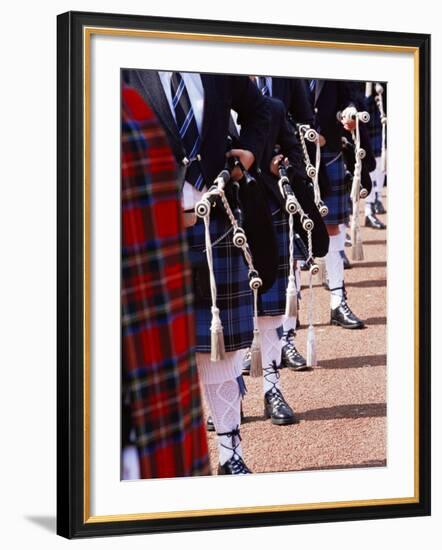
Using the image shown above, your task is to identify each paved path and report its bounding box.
[204,197,387,474]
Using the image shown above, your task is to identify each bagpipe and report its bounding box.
[194,140,277,376]
[374,83,387,172]
[295,123,330,218]
[340,106,371,261]
[341,136,373,199]
[273,152,324,368]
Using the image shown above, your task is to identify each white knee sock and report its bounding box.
[283,315,297,333]
[365,181,377,215]
[374,156,385,200]
[366,156,385,214]
[258,316,284,395]
[325,233,345,309]
[197,352,244,465]
[203,379,243,465]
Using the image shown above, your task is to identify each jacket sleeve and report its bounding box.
[231,76,271,166]
[277,111,306,181]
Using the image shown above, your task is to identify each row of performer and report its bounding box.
[121,71,387,478]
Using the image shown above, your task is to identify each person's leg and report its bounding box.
[325,224,364,328]
[281,260,306,369]
[325,224,345,309]
[281,314,307,370]
[373,156,387,214]
[258,316,297,425]
[339,224,351,269]
[365,157,386,228]
[197,351,251,474]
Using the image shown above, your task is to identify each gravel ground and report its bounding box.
[204,195,387,474]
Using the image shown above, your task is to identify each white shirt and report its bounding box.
[158,71,207,209]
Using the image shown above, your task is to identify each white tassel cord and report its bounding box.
[365,81,373,98]
[306,228,317,368]
[250,283,263,377]
[202,212,226,362]
[375,83,387,173]
[313,132,322,207]
[297,124,328,217]
[348,108,369,261]
[285,212,298,318]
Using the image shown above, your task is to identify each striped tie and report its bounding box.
[170,72,204,190]
[309,79,317,102]
[257,76,270,97]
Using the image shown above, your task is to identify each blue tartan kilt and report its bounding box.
[259,204,303,317]
[186,213,254,353]
[322,149,350,225]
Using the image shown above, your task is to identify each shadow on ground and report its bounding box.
[297,402,386,421]
[317,353,386,370]
[299,459,386,471]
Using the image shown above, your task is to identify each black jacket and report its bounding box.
[308,79,354,152]
[122,70,270,188]
[260,97,305,182]
[271,77,315,126]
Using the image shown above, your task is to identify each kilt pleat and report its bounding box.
[259,206,303,316]
[367,97,383,158]
[322,149,350,225]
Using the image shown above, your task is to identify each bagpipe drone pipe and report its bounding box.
[258,149,330,261]
[269,153,328,368]
[287,114,331,201]
[341,123,376,198]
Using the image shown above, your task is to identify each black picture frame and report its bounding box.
[57,10,431,539]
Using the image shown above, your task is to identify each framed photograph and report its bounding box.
[57,10,431,539]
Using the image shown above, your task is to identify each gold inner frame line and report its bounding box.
[82,26,420,524]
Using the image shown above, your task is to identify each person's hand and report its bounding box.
[341,107,357,131]
[270,154,288,176]
[318,133,327,147]
[226,149,255,180]
[342,118,356,131]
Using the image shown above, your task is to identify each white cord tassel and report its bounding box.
[381,122,387,173]
[375,83,387,173]
[202,212,226,361]
[297,125,328,217]
[365,81,373,98]
[312,135,322,207]
[306,230,317,367]
[250,283,263,377]
[347,109,368,261]
[210,306,225,362]
[285,213,298,318]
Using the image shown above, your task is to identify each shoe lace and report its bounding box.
[284,328,296,346]
[217,426,249,473]
[228,455,251,474]
[263,360,282,394]
[329,283,348,303]
[266,386,286,411]
[283,329,299,359]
